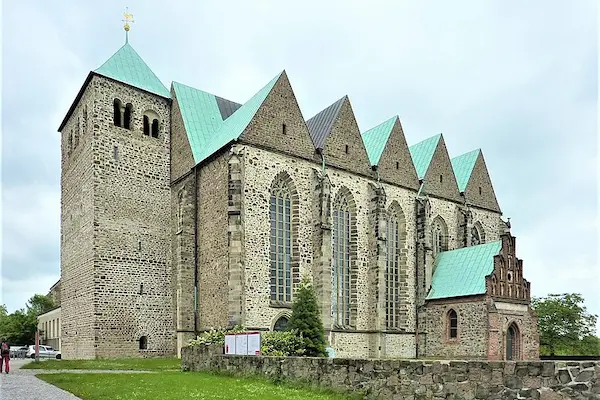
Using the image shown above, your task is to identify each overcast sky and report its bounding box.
[1,1,598,332]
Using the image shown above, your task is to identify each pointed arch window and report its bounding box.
[270,180,292,302]
[447,309,458,339]
[386,207,405,329]
[432,217,448,257]
[332,195,351,327]
[506,323,521,360]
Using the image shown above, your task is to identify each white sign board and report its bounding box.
[224,334,236,355]
[235,334,248,355]
[247,332,261,355]
[224,332,262,356]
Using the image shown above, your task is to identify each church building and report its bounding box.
[51,28,539,360]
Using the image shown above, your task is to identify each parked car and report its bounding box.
[26,345,61,359]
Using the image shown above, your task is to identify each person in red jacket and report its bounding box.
[0,339,10,374]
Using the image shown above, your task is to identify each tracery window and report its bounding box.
[332,195,351,327]
[471,226,481,246]
[385,207,404,329]
[431,217,448,257]
[270,180,292,302]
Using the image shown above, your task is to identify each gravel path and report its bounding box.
[0,359,156,399]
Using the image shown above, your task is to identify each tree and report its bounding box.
[531,293,599,356]
[0,294,55,345]
[288,276,327,357]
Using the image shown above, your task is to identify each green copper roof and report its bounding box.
[172,82,223,162]
[451,149,481,192]
[94,43,171,98]
[427,241,502,300]
[408,134,441,179]
[362,116,397,166]
[175,72,282,164]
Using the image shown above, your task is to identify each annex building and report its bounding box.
[47,32,539,360]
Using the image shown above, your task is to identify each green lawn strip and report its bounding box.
[37,371,356,400]
[23,357,180,371]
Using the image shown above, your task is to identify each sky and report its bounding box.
[1,1,598,333]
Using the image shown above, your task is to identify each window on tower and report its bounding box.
[143,115,150,136]
[113,99,122,127]
[124,103,133,130]
[151,119,159,138]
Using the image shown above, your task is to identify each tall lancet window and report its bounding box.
[386,206,404,329]
[270,180,292,302]
[471,226,481,246]
[431,216,448,257]
[332,195,351,327]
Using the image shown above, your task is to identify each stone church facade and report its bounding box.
[53,38,539,360]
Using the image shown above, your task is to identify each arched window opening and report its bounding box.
[431,217,448,257]
[124,103,133,130]
[273,316,289,332]
[332,193,352,327]
[491,276,497,295]
[270,179,292,303]
[447,309,458,339]
[177,191,184,233]
[506,323,520,360]
[385,206,405,329]
[143,115,150,136]
[139,336,148,350]
[151,119,159,138]
[113,99,122,127]
[471,226,481,246]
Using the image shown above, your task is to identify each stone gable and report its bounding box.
[421,136,463,203]
[376,119,421,190]
[170,90,195,182]
[464,151,502,212]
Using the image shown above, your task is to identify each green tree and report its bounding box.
[288,277,327,357]
[531,293,598,356]
[0,294,55,345]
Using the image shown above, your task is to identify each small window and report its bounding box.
[479,186,482,195]
[113,146,119,160]
[139,283,144,295]
[395,161,399,169]
[139,336,147,350]
[113,99,122,127]
[138,241,142,251]
[345,144,349,154]
[507,271,513,282]
[124,103,133,130]
[448,309,458,339]
[273,316,289,332]
[151,119,159,138]
[282,123,287,135]
[143,116,150,135]
[439,174,443,183]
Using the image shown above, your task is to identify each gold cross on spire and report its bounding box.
[122,7,134,43]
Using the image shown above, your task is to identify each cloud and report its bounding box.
[1,0,598,336]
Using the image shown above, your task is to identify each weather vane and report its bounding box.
[122,7,134,43]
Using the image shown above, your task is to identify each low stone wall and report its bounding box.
[181,345,600,399]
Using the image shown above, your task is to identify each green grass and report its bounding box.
[37,371,355,400]
[23,357,180,371]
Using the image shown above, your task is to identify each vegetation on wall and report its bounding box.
[0,294,56,345]
[532,293,599,356]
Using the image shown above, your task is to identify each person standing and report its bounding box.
[0,339,10,374]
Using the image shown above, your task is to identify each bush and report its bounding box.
[260,330,306,357]
[288,277,328,357]
[187,325,244,347]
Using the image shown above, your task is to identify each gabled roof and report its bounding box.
[408,134,442,179]
[426,241,502,300]
[94,43,171,98]
[362,116,398,166]
[451,149,481,193]
[306,96,346,149]
[176,72,282,164]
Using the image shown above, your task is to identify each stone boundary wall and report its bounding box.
[181,345,600,399]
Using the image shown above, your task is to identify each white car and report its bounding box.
[27,345,61,359]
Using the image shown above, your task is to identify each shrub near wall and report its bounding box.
[181,345,600,399]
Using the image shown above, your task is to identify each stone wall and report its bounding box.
[182,345,600,399]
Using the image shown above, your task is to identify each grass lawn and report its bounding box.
[23,357,180,371]
[38,371,356,400]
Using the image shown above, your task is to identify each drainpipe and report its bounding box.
[193,165,199,335]
[414,180,425,358]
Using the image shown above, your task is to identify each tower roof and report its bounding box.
[94,43,170,98]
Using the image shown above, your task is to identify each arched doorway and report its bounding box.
[506,323,520,360]
[273,316,289,331]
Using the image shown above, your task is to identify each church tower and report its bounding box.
[58,18,174,359]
